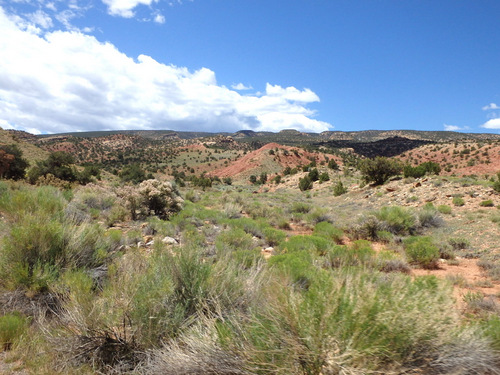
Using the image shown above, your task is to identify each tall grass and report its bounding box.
[0,185,116,291]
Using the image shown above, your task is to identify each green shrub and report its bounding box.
[376,230,393,243]
[359,157,402,185]
[313,221,344,243]
[403,164,426,178]
[492,171,500,193]
[418,206,443,228]
[375,206,416,235]
[268,251,316,289]
[452,196,465,206]
[263,227,286,247]
[27,151,79,185]
[0,144,29,180]
[328,159,339,170]
[0,185,115,291]
[480,200,494,207]
[319,172,330,183]
[279,235,331,256]
[333,180,347,196]
[290,202,311,214]
[308,168,319,182]
[299,175,313,191]
[0,216,65,291]
[437,205,452,214]
[119,163,147,184]
[448,237,470,250]
[236,268,459,373]
[216,228,255,252]
[404,236,440,269]
[325,241,375,268]
[226,217,265,237]
[481,316,500,351]
[0,313,29,350]
[233,249,263,269]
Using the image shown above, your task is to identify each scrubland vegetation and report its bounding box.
[1,135,500,374]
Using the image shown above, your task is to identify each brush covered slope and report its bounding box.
[0,129,500,374]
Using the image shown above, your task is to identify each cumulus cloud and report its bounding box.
[101,0,158,18]
[231,83,253,91]
[27,10,53,29]
[481,119,500,129]
[0,7,331,134]
[482,103,500,111]
[265,83,319,102]
[444,124,461,131]
[153,13,165,23]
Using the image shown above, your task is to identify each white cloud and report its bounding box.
[265,83,319,102]
[444,124,461,131]
[27,10,53,29]
[0,7,331,134]
[45,3,57,12]
[481,119,500,129]
[231,83,253,91]
[482,103,500,111]
[101,0,157,18]
[153,13,165,23]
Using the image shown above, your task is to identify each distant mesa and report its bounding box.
[279,129,305,136]
[234,130,257,137]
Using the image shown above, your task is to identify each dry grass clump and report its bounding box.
[430,329,500,375]
[142,322,247,375]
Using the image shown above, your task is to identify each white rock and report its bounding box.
[162,236,178,245]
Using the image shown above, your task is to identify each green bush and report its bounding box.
[328,159,339,170]
[299,175,313,191]
[308,168,319,182]
[119,163,147,184]
[403,164,426,178]
[268,251,316,289]
[375,206,416,235]
[226,217,266,237]
[333,180,347,196]
[279,235,331,256]
[216,228,255,252]
[480,199,494,207]
[448,237,470,250]
[28,151,79,185]
[437,204,452,214]
[319,172,330,183]
[0,144,29,180]
[405,162,441,178]
[376,230,393,243]
[290,201,311,214]
[313,221,344,243]
[236,268,459,373]
[452,196,465,206]
[0,185,114,291]
[404,236,440,269]
[481,316,500,351]
[325,241,375,268]
[492,171,500,193]
[0,313,29,350]
[359,157,402,185]
[263,227,287,247]
[417,205,443,228]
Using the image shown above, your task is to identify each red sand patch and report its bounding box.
[413,258,500,308]
[210,142,340,179]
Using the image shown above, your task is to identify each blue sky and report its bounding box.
[0,0,499,134]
